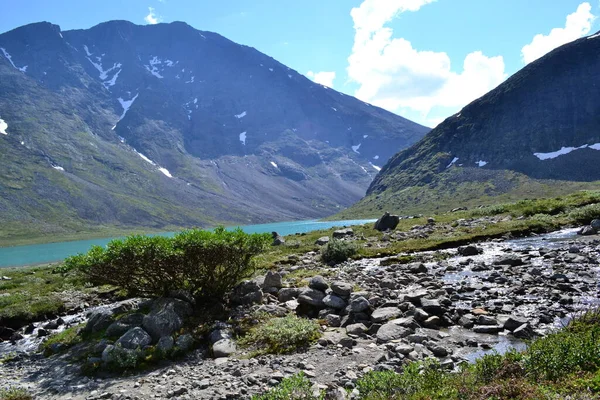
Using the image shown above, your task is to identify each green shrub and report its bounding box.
[64,227,271,299]
[321,239,357,264]
[524,321,600,381]
[568,203,600,224]
[0,387,32,400]
[355,360,453,399]
[252,372,323,400]
[240,315,321,354]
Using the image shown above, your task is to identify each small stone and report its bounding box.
[323,294,347,310]
[315,236,330,246]
[349,297,370,313]
[346,323,368,336]
[331,281,353,297]
[263,271,283,289]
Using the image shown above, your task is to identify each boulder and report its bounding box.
[458,245,482,256]
[315,236,330,246]
[374,212,400,232]
[371,307,401,323]
[272,232,285,246]
[473,325,503,334]
[213,338,237,358]
[346,323,368,336]
[503,316,529,332]
[592,219,600,230]
[83,310,114,334]
[256,304,288,317]
[231,281,263,305]
[331,281,353,297]
[579,226,597,236]
[298,288,326,308]
[176,334,194,352]
[106,313,145,338]
[116,327,152,350]
[322,294,347,310]
[309,275,329,291]
[278,287,301,302]
[263,271,283,289]
[349,297,370,313]
[326,314,341,327]
[142,298,192,341]
[332,228,354,238]
[376,322,412,343]
[156,336,175,354]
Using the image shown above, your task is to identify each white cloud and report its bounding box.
[306,71,336,88]
[144,7,162,25]
[521,2,595,64]
[347,0,507,125]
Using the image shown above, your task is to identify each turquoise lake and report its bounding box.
[0,219,375,268]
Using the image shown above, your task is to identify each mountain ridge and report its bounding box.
[0,20,429,239]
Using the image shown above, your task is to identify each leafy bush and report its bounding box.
[355,360,453,399]
[240,315,321,354]
[64,227,271,299]
[568,203,600,224]
[321,239,357,264]
[524,320,600,381]
[0,388,32,400]
[252,372,322,400]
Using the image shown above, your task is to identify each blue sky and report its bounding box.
[1,0,598,127]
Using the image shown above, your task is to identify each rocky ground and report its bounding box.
[1,226,599,400]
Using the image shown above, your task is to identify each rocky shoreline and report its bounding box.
[1,227,599,399]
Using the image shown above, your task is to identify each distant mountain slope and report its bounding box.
[0,21,428,239]
[340,31,600,218]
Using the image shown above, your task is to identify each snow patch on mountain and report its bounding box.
[0,118,7,135]
[135,150,155,165]
[446,157,459,168]
[239,132,247,145]
[144,56,164,78]
[270,161,278,168]
[373,155,379,160]
[235,111,247,119]
[159,167,173,178]
[0,48,27,73]
[476,160,488,167]
[352,144,361,154]
[370,163,381,171]
[117,94,139,122]
[534,143,600,160]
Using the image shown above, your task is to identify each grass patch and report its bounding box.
[0,388,32,400]
[40,324,84,355]
[251,372,323,399]
[239,315,321,355]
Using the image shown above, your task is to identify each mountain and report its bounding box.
[340,31,600,218]
[0,21,428,240]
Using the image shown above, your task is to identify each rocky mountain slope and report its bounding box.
[0,21,429,238]
[342,31,600,217]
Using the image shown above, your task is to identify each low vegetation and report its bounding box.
[0,388,32,400]
[251,372,322,400]
[321,239,357,264]
[63,227,272,299]
[239,314,321,355]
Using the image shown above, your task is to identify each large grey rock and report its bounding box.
[592,219,600,230]
[494,255,524,266]
[157,336,175,354]
[333,228,354,238]
[278,287,301,302]
[458,245,482,256]
[106,313,145,338]
[503,316,529,332]
[298,288,326,307]
[213,338,237,358]
[374,212,400,232]
[309,275,329,291]
[349,296,370,313]
[346,323,368,336]
[315,236,330,246]
[231,281,263,305]
[116,327,152,350]
[83,310,114,334]
[142,298,192,341]
[176,334,194,352]
[376,322,412,343]
[263,271,283,289]
[579,225,597,236]
[420,299,445,316]
[331,281,353,297]
[322,294,347,310]
[257,304,288,317]
[371,307,401,323]
[209,328,232,344]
